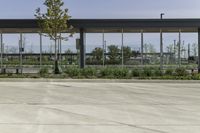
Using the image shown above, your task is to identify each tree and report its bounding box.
[192,43,198,57]
[107,45,120,64]
[65,48,73,65]
[92,47,103,64]
[132,50,140,58]
[8,46,18,53]
[122,46,132,62]
[144,43,157,64]
[35,0,73,74]
[144,43,156,53]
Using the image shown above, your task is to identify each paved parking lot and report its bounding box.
[0,81,200,133]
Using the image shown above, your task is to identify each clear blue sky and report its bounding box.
[0,0,200,18]
[0,0,199,53]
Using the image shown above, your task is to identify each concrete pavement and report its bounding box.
[0,81,200,132]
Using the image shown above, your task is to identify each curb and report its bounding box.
[0,78,199,83]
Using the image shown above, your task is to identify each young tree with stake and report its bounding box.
[35,0,73,74]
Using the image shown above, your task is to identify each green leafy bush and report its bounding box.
[113,68,129,79]
[99,67,114,78]
[132,68,140,77]
[141,67,153,77]
[175,67,188,76]
[81,68,97,77]
[191,74,200,80]
[99,67,129,78]
[65,66,81,77]
[165,68,174,76]
[39,67,49,76]
[154,68,163,76]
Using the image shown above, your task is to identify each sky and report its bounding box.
[0,0,199,53]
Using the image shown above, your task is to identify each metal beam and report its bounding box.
[80,28,85,68]
[178,29,181,67]
[198,28,200,73]
[174,40,176,64]
[102,29,105,66]
[39,33,42,68]
[141,30,144,65]
[59,36,62,65]
[58,37,60,61]
[160,29,163,70]
[121,28,124,67]
[0,19,200,33]
[0,33,2,71]
[19,33,23,74]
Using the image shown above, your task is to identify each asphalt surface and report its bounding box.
[0,81,200,133]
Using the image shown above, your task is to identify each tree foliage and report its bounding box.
[144,43,156,53]
[92,47,103,61]
[107,45,120,64]
[35,0,72,41]
[122,46,132,62]
[35,0,73,73]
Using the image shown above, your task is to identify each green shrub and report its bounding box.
[39,67,49,76]
[165,68,174,76]
[191,74,200,80]
[99,67,129,78]
[132,68,140,77]
[99,67,114,78]
[154,68,163,76]
[175,67,188,76]
[161,75,174,79]
[113,68,129,79]
[65,67,80,77]
[81,68,97,77]
[141,67,153,77]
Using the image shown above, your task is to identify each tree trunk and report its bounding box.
[54,38,59,74]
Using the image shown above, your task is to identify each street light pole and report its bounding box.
[160,13,165,19]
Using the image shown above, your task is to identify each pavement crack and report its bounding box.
[42,107,167,133]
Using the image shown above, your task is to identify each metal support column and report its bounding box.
[59,36,62,65]
[0,33,3,71]
[198,28,200,73]
[160,29,163,70]
[80,28,85,68]
[40,33,42,68]
[121,28,124,67]
[102,29,105,66]
[188,43,190,59]
[174,40,176,64]
[58,37,60,61]
[178,30,181,68]
[141,30,144,65]
[20,33,23,74]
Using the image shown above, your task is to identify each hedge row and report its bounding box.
[38,66,200,79]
